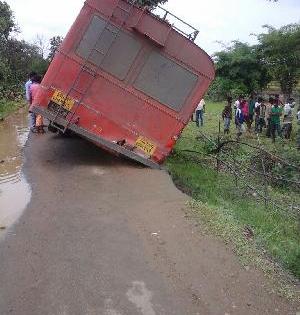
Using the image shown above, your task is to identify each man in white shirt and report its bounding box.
[282,98,295,139]
[195,99,205,127]
[25,72,37,103]
[283,98,294,116]
[24,71,38,131]
[234,95,243,112]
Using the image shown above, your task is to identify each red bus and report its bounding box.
[32,0,215,168]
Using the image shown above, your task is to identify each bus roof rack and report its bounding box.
[127,0,199,42]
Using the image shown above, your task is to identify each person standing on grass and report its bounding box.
[235,103,245,140]
[265,97,274,138]
[234,95,242,114]
[248,93,256,130]
[222,96,233,134]
[270,101,283,142]
[258,99,267,133]
[195,98,205,127]
[254,97,261,132]
[254,97,264,132]
[297,107,300,150]
[282,98,294,139]
[241,98,250,132]
[274,94,283,107]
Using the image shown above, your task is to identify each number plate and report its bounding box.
[51,90,75,111]
[135,137,156,156]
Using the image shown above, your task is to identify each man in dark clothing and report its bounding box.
[270,102,283,142]
[265,97,274,138]
[222,96,233,134]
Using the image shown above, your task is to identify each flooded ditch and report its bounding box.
[0,108,31,234]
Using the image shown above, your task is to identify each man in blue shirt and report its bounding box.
[25,72,37,102]
[25,72,37,131]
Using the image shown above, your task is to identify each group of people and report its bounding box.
[222,94,300,143]
[25,72,44,133]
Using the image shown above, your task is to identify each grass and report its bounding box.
[166,101,300,290]
[0,99,26,119]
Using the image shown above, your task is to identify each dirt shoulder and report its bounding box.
[0,133,298,314]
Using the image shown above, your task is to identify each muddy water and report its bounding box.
[0,108,31,234]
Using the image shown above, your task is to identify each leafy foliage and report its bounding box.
[0,1,16,41]
[208,42,271,101]
[209,23,300,101]
[135,0,168,8]
[0,1,49,99]
[48,36,63,61]
[257,24,300,98]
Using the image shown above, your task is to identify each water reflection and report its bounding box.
[0,108,31,232]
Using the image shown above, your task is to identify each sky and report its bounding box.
[5,0,300,56]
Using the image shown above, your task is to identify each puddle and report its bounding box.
[0,108,31,233]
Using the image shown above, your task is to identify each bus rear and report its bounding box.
[32,0,215,168]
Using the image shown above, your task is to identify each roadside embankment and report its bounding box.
[166,102,300,300]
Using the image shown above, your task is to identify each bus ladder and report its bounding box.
[50,0,137,133]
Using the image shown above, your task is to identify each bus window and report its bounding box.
[76,15,141,80]
[134,52,198,111]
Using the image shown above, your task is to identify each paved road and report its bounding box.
[0,133,298,315]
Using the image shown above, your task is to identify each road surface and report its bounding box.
[0,133,298,315]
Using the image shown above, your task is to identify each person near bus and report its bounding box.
[248,93,256,130]
[255,98,266,133]
[265,97,274,138]
[235,103,245,140]
[270,101,283,142]
[222,96,233,134]
[282,98,294,139]
[29,75,45,133]
[297,107,300,150]
[25,71,37,132]
[195,99,205,127]
[241,98,250,132]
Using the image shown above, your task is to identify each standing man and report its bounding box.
[222,96,233,134]
[195,98,205,127]
[235,103,245,140]
[282,98,294,139]
[297,107,300,150]
[248,93,256,131]
[25,72,37,132]
[254,97,262,132]
[274,94,283,107]
[270,101,283,142]
[265,97,274,138]
[254,98,267,133]
[234,95,243,114]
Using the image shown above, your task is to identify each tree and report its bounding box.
[48,36,63,61]
[257,24,300,98]
[135,0,168,8]
[0,1,49,99]
[0,1,16,41]
[209,41,271,100]
[33,34,49,59]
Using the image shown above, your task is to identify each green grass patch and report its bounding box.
[166,101,300,283]
[0,99,26,119]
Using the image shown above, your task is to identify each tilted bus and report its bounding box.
[32,0,215,168]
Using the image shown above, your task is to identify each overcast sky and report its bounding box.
[6,0,300,55]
